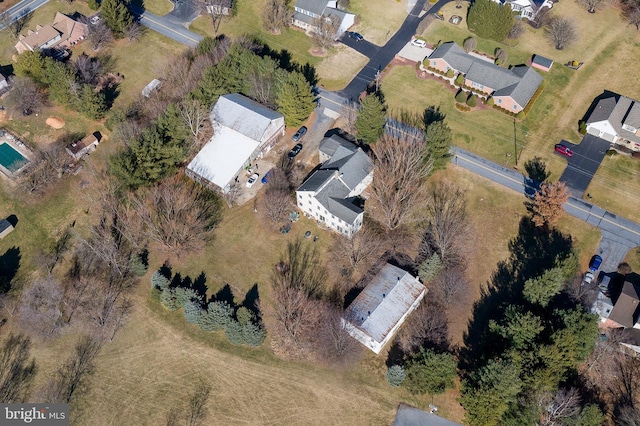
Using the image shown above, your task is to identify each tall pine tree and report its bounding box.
[101,0,133,37]
[276,71,315,128]
[356,94,386,144]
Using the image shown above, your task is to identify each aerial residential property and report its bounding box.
[343,263,427,354]
[586,92,640,152]
[186,93,285,193]
[492,0,553,21]
[14,12,88,54]
[428,42,543,113]
[296,135,373,237]
[291,0,355,38]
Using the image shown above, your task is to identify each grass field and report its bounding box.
[394,0,640,221]
[348,0,408,45]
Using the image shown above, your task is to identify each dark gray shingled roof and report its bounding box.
[588,93,640,144]
[319,135,352,158]
[532,54,553,68]
[294,0,327,16]
[297,169,336,192]
[430,42,543,108]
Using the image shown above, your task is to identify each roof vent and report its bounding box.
[382,293,386,298]
[397,276,400,281]
[367,311,371,317]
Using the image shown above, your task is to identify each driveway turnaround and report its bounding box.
[338,34,380,59]
[130,5,203,47]
[558,134,610,197]
[166,0,201,25]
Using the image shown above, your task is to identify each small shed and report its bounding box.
[142,79,162,98]
[66,133,99,160]
[342,263,427,354]
[0,219,14,239]
[531,54,553,72]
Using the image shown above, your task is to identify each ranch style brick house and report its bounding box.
[586,92,640,152]
[428,42,543,113]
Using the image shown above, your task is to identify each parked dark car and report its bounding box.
[589,255,603,272]
[554,144,573,157]
[349,32,364,41]
[288,143,303,159]
[292,126,307,142]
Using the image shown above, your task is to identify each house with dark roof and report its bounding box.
[0,219,14,239]
[15,12,88,54]
[428,42,543,113]
[586,92,640,152]
[292,0,355,39]
[343,263,427,354]
[296,135,373,237]
[187,93,285,193]
[606,281,640,329]
[493,0,553,21]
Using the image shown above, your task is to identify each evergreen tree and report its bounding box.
[101,0,133,37]
[129,253,148,277]
[386,365,406,387]
[13,51,47,84]
[276,71,315,128]
[160,288,181,311]
[224,319,244,345]
[151,270,170,290]
[418,253,443,283]
[198,301,233,331]
[404,349,457,396]
[44,60,76,107]
[76,84,107,119]
[466,94,478,108]
[425,120,452,170]
[577,404,605,426]
[241,323,266,346]
[184,300,203,324]
[468,0,515,42]
[455,89,467,102]
[523,268,565,307]
[174,287,199,309]
[356,94,386,144]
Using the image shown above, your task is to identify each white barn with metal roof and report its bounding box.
[186,93,285,192]
[343,263,427,354]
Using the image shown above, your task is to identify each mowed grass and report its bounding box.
[407,0,640,217]
[349,0,408,45]
[143,0,174,15]
[316,45,369,90]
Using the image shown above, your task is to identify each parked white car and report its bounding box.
[246,173,259,188]
[411,39,426,48]
[583,271,594,284]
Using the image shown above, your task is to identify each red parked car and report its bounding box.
[554,144,573,157]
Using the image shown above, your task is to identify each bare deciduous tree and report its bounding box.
[545,16,577,50]
[581,0,604,13]
[626,6,640,30]
[532,6,551,28]
[199,0,231,34]
[124,21,144,42]
[312,15,340,51]
[260,168,292,227]
[17,144,68,195]
[537,387,582,426]
[330,225,384,279]
[186,380,211,426]
[318,305,361,364]
[17,275,64,340]
[340,101,359,140]
[529,181,569,228]
[262,0,292,34]
[84,19,113,51]
[369,132,433,231]
[0,333,37,403]
[6,76,46,116]
[422,179,469,267]
[508,21,524,39]
[55,335,103,404]
[430,266,470,306]
[74,53,103,85]
[180,99,209,151]
[397,299,449,354]
[246,64,280,108]
[132,175,222,255]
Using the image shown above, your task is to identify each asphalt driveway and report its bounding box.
[338,34,380,58]
[166,0,201,25]
[558,134,610,197]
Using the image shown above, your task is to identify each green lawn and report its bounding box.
[143,0,174,15]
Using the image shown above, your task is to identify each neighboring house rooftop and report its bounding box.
[15,12,87,53]
[344,263,426,352]
[430,42,542,108]
[212,93,284,142]
[587,93,640,145]
[608,281,640,328]
[0,219,14,239]
[295,0,328,15]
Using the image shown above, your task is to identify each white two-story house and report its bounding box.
[492,0,552,21]
[291,0,355,39]
[296,135,373,237]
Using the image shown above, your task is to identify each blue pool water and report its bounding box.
[0,142,28,172]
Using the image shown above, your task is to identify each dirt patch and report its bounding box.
[45,117,65,129]
[309,47,328,57]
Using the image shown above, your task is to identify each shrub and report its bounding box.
[516,111,525,119]
[199,301,234,331]
[463,37,477,53]
[466,94,478,108]
[455,90,467,103]
[160,288,181,311]
[184,300,203,324]
[151,270,170,290]
[130,254,148,277]
[455,74,465,86]
[485,97,494,106]
[445,69,454,78]
[387,365,406,387]
[88,0,99,10]
[606,149,618,156]
[579,121,587,135]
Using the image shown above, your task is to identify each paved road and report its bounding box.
[558,134,610,197]
[341,0,448,99]
[452,147,640,250]
[0,0,50,30]
[130,5,203,47]
[337,34,380,59]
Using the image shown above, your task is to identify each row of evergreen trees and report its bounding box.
[152,271,266,347]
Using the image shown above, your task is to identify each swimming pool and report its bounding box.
[0,142,29,172]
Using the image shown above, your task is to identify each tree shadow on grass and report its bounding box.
[241,283,261,320]
[0,247,20,294]
[458,216,574,373]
